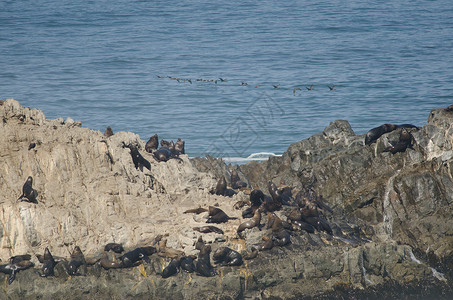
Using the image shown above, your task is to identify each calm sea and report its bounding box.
[1,0,453,161]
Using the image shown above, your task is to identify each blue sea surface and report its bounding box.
[1,0,453,160]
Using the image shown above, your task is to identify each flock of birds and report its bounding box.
[157,75,335,95]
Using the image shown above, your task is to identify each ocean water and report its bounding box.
[1,0,453,160]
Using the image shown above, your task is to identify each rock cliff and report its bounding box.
[0,99,452,299]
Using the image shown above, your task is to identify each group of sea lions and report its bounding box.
[364,123,419,153]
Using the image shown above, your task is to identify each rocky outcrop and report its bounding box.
[0,99,452,299]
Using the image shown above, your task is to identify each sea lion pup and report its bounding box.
[17,176,38,203]
[104,126,114,137]
[157,239,185,258]
[193,226,224,235]
[145,134,159,153]
[126,144,151,170]
[184,207,208,214]
[241,247,259,260]
[180,255,196,273]
[100,252,122,270]
[104,243,124,254]
[120,246,156,268]
[213,247,243,267]
[272,230,291,247]
[242,189,265,218]
[207,206,237,224]
[0,258,34,285]
[237,208,262,235]
[67,246,87,276]
[195,245,216,277]
[231,169,247,189]
[364,124,398,145]
[38,247,57,277]
[257,235,274,251]
[384,128,415,154]
[162,258,181,278]
[174,138,185,155]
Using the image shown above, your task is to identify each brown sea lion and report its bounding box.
[195,245,216,277]
[207,206,237,224]
[241,247,259,260]
[180,255,196,273]
[237,208,261,234]
[104,126,114,137]
[215,176,227,196]
[17,176,38,203]
[174,138,185,155]
[184,207,208,214]
[67,246,87,276]
[213,247,243,266]
[145,134,159,153]
[257,235,274,251]
[157,239,184,258]
[231,169,247,189]
[162,258,181,278]
[99,252,122,269]
[384,128,415,154]
[193,226,224,235]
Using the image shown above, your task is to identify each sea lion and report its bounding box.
[153,148,172,162]
[9,254,31,264]
[215,176,227,196]
[180,255,196,273]
[104,126,113,137]
[0,259,34,284]
[257,235,274,251]
[234,200,250,210]
[231,169,247,189]
[384,128,415,154]
[195,245,216,277]
[104,243,124,253]
[99,252,122,269]
[207,206,237,224]
[446,105,453,112]
[365,124,398,145]
[28,142,36,150]
[120,247,156,268]
[127,144,151,170]
[17,176,38,203]
[195,236,205,251]
[174,138,185,155]
[304,217,333,235]
[67,246,87,276]
[272,230,291,246]
[267,212,284,232]
[145,134,159,153]
[292,220,315,233]
[157,239,185,258]
[162,258,181,278]
[38,247,57,277]
[237,208,261,234]
[193,226,224,235]
[241,247,259,260]
[160,140,173,149]
[213,247,243,267]
[184,207,208,214]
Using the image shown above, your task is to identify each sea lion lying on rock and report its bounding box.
[213,247,243,267]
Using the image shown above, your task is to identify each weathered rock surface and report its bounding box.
[0,99,452,299]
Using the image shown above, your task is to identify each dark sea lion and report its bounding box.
[207,206,237,224]
[120,247,156,268]
[195,245,216,277]
[17,176,38,203]
[446,105,453,112]
[153,148,172,162]
[180,255,196,273]
[384,128,415,154]
[250,189,265,207]
[160,139,172,149]
[28,142,36,150]
[215,176,227,196]
[195,236,205,251]
[272,230,291,246]
[104,126,114,137]
[145,134,159,153]
[237,208,261,234]
[162,258,181,278]
[213,247,243,267]
[9,254,31,264]
[174,138,185,155]
[267,212,284,232]
[184,207,208,214]
[127,145,151,170]
[292,220,315,233]
[104,243,124,253]
[241,247,259,260]
[193,226,224,235]
[231,169,247,189]
[100,252,122,269]
[67,246,87,276]
[0,259,34,285]
[365,124,398,145]
[38,247,57,277]
[304,217,333,235]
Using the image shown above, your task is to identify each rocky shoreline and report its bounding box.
[0,99,452,299]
